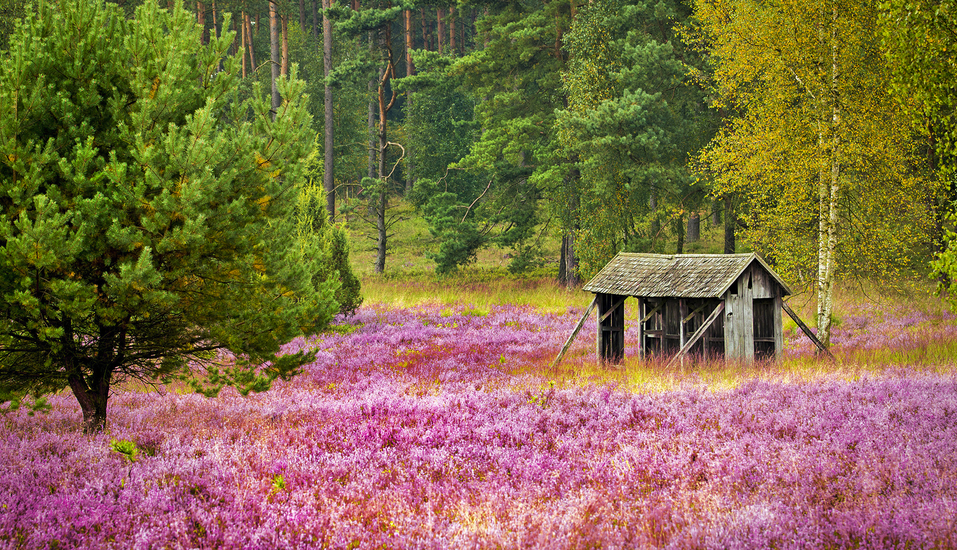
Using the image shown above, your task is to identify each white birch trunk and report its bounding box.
[816,3,840,349]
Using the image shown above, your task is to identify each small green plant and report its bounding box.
[271,474,286,493]
[528,381,556,409]
[110,439,140,463]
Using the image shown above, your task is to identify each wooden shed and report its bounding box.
[580,253,795,364]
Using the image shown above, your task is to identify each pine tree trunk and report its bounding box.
[449,7,456,53]
[437,8,445,54]
[68,369,111,434]
[245,12,256,70]
[323,0,335,221]
[241,10,247,77]
[367,47,377,217]
[421,8,429,51]
[376,71,388,273]
[405,9,414,194]
[375,43,395,274]
[723,194,735,254]
[561,234,580,288]
[281,14,289,77]
[197,2,207,44]
[269,1,281,115]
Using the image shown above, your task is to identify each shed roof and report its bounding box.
[582,253,792,298]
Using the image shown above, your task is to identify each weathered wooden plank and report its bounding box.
[781,301,835,359]
[551,298,597,368]
[597,296,626,324]
[773,291,783,360]
[637,297,645,359]
[640,302,662,323]
[666,302,725,368]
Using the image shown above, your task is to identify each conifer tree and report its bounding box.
[0,0,340,432]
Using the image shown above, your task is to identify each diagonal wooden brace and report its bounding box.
[551,298,598,368]
[782,302,835,360]
[666,302,725,368]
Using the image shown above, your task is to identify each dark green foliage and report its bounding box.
[323,226,363,314]
[413,179,487,274]
[0,0,339,431]
[446,2,568,273]
[293,175,363,314]
[559,0,719,277]
[399,52,492,273]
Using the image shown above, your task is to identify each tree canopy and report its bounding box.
[0,0,340,431]
[689,0,938,345]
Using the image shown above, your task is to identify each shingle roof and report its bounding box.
[582,253,792,298]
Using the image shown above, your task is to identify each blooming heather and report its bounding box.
[1,303,956,548]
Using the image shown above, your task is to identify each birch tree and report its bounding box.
[690,0,936,346]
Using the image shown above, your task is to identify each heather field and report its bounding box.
[3,280,957,548]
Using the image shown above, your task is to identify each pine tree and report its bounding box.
[0,0,340,432]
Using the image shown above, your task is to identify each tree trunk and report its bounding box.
[241,10,247,77]
[674,214,685,254]
[197,2,207,44]
[561,234,580,288]
[375,24,397,274]
[560,166,581,288]
[449,7,456,53]
[723,194,735,254]
[404,9,414,194]
[816,7,840,349]
[245,12,256,71]
[376,74,388,273]
[281,13,289,77]
[323,0,335,221]
[68,369,111,434]
[269,0,281,115]
[404,10,414,74]
[437,7,445,55]
[421,7,429,51]
[687,211,700,243]
[367,34,378,217]
[299,0,307,32]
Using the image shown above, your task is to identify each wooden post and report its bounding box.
[596,294,626,364]
[773,287,784,360]
[678,299,687,367]
[637,297,645,359]
[551,298,597,368]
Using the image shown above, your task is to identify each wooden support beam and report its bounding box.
[666,302,725,369]
[597,296,626,324]
[683,302,711,323]
[551,298,597,368]
[640,302,662,323]
[782,301,835,360]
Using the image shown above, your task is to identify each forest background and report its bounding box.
[0,0,953,336]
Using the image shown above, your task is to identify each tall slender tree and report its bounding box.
[323,0,335,220]
[691,0,937,346]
